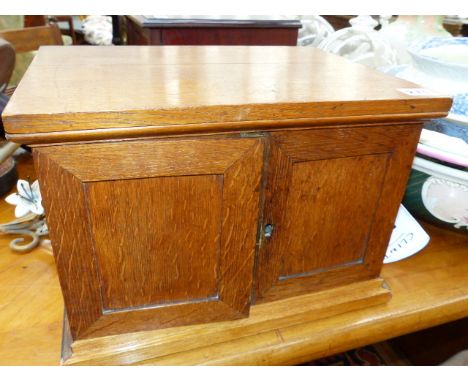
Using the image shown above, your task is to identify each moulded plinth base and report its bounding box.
[61,277,391,365]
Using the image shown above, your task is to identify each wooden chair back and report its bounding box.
[0,38,15,92]
[24,15,77,45]
[0,23,63,54]
[24,16,47,28]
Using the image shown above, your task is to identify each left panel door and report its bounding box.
[34,136,264,340]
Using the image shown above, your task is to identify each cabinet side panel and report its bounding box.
[363,125,423,273]
[86,175,223,310]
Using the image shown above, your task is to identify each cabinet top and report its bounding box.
[3,46,451,144]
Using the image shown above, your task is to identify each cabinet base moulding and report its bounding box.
[61,277,391,365]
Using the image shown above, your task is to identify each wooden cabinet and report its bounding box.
[31,124,424,339]
[2,46,451,351]
[125,16,301,46]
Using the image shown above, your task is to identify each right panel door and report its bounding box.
[255,125,421,303]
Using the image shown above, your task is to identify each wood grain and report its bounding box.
[34,137,258,182]
[362,126,424,276]
[0,152,63,366]
[64,278,392,365]
[2,46,451,141]
[86,175,222,310]
[33,124,423,336]
[34,150,103,339]
[0,153,467,365]
[34,136,264,340]
[64,221,468,365]
[280,154,388,275]
[0,24,62,54]
[255,125,418,303]
[125,16,301,46]
[157,28,299,46]
[1,45,454,363]
[218,140,264,316]
[6,117,445,146]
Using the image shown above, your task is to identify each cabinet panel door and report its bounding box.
[35,137,264,340]
[255,125,421,303]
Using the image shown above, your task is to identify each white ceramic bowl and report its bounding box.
[386,37,468,124]
[408,37,468,86]
[403,155,468,234]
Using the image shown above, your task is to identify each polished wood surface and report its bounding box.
[0,46,455,364]
[255,125,421,303]
[35,137,264,340]
[0,24,62,54]
[0,156,466,365]
[64,278,391,365]
[390,318,468,365]
[34,124,424,340]
[0,152,62,366]
[2,46,451,142]
[125,16,300,46]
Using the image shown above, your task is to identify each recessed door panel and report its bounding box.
[87,175,223,310]
[279,154,388,280]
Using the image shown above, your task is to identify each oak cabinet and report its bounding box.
[2,46,451,348]
[33,124,420,338]
[125,16,301,46]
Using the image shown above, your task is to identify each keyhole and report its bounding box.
[264,224,274,238]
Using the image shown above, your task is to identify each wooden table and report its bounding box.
[0,152,466,365]
[125,16,301,46]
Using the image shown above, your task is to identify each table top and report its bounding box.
[2,46,451,144]
[0,152,467,365]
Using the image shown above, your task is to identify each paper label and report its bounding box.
[397,88,442,97]
[384,204,430,264]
